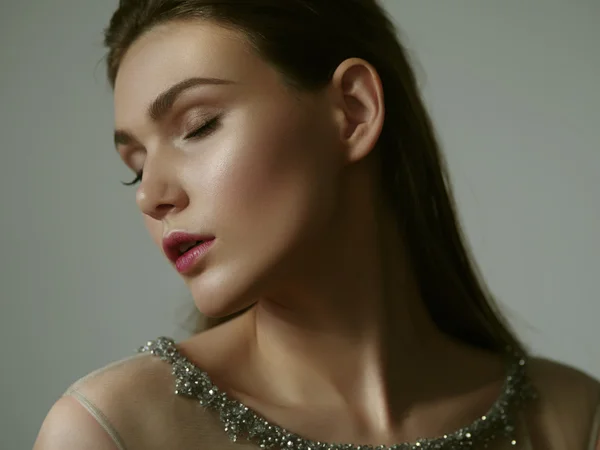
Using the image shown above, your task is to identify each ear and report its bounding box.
[329,58,385,164]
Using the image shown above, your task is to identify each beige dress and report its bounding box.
[52,338,600,450]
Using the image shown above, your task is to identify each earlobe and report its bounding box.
[330,58,385,164]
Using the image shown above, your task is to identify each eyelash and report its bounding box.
[184,115,220,140]
[122,171,142,187]
[121,116,221,187]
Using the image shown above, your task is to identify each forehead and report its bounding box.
[113,20,273,125]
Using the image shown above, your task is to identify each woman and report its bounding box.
[34,1,600,449]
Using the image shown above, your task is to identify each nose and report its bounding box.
[135,155,188,221]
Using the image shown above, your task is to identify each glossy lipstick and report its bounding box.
[162,231,215,274]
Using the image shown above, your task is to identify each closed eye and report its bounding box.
[184,116,220,140]
[120,116,221,188]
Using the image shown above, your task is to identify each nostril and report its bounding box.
[151,203,176,219]
[156,203,175,212]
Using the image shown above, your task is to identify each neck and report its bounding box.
[220,167,504,440]
[239,190,468,432]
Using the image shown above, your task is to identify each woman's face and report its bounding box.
[113,20,344,317]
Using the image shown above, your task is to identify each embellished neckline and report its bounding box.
[139,336,536,450]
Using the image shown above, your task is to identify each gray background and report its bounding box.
[1,1,598,448]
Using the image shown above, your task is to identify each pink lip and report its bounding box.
[162,231,215,275]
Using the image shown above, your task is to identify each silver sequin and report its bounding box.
[139,337,536,450]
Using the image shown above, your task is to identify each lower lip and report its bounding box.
[174,239,215,274]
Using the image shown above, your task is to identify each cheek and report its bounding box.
[204,111,338,244]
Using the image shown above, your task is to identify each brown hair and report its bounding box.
[104,0,525,354]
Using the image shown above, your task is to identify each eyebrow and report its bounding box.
[114,76,235,149]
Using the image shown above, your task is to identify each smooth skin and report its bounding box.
[35,20,600,449]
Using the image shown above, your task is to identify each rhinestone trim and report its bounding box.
[139,337,536,450]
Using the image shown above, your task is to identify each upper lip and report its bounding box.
[162,231,215,264]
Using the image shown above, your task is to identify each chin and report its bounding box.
[186,265,261,320]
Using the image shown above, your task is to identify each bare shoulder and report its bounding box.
[526,356,600,448]
[34,395,120,449]
[34,352,176,450]
[34,342,242,450]
[528,356,600,408]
